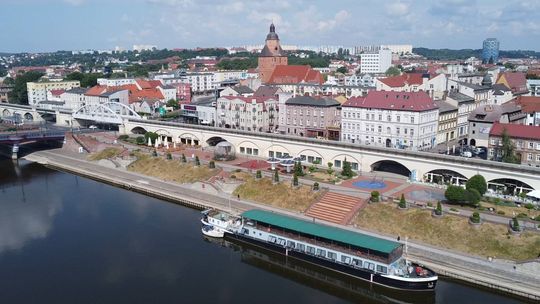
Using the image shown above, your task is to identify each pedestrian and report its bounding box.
[237,194,240,200]
[397,236,401,242]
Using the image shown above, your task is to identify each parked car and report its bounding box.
[460,151,473,158]
[473,147,486,155]
[89,125,98,130]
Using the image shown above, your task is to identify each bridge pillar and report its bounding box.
[11,144,19,160]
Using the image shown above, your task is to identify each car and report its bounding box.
[473,147,486,155]
[89,125,98,130]
[460,151,473,158]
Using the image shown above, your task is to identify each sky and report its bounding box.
[1,0,540,53]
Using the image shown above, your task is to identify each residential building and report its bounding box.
[488,122,540,167]
[380,44,413,54]
[253,86,281,98]
[435,100,458,145]
[274,83,370,98]
[220,85,254,97]
[376,73,447,98]
[496,72,529,96]
[467,102,526,147]
[216,96,278,132]
[180,97,216,125]
[360,49,392,74]
[60,87,88,110]
[279,96,341,140]
[514,96,540,126]
[344,74,375,87]
[446,92,476,142]
[97,78,136,87]
[491,83,514,105]
[341,91,439,151]
[258,23,288,83]
[27,80,80,105]
[169,82,192,103]
[0,85,14,103]
[482,38,499,63]
[527,79,540,96]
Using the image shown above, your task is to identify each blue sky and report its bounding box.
[1,0,540,52]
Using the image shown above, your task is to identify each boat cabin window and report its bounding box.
[278,238,286,246]
[246,221,255,226]
[376,265,388,274]
[268,236,277,243]
[352,259,362,268]
[243,228,250,235]
[286,241,295,248]
[307,246,316,255]
[327,251,337,260]
[296,243,306,252]
[365,262,375,271]
[316,249,326,257]
[341,256,351,264]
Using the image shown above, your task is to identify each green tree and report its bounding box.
[313,182,319,191]
[464,189,481,206]
[144,131,158,144]
[273,170,279,183]
[336,66,347,74]
[436,201,443,215]
[135,136,145,145]
[293,174,299,187]
[399,194,407,208]
[8,71,44,104]
[166,152,172,160]
[3,77,14,85]
[501,128,519,164]
[445,185,465,203]
[195,156,200,166]
[466,175,487,196]
[504,62,516,70]
[166,99,179,110]
[293,161,304,176]
[208,160,215,169]
[341,158,354,179]
[256,170,262,179]
[470,212,481,223]
[385,66,401,76]
[181,153,187,163]
[65,72,103,87]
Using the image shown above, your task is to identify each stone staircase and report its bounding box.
[305,192,365,225]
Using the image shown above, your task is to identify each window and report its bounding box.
[410,129,414,136]
[537,154,540,162]
[364,262,375,271]
[411,117,414,124]
[334,160,342,168]
[341,255,351,264]
[404,128,408,135]
[253,149,259,156]
[387,115,391,122]
[376,265,388,274]
[308,156,314,163]
[306,246,316,255]
[378,125,382,133]
[268,236,277,243]
[296,243,305,252]
[286,241,295,248]
[378,114,382,121]
[246,148,252,155]
[527,153,533,161]
[396,127,400,135]
[327,251,337,260]
[352,259,362,268]
[371,114,375,120]
[397,115,400,122]
[536,143,540,150]
[387,127,391,134]
[529,142,534,149]
[240,147,245,154]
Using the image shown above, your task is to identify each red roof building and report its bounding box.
[343,91,437,112]
[489,122,540,140]
[496,72,529,95]
[488,122,540,165]
[267,65,323,85]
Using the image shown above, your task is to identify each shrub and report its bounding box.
[313,182,319,191]
[235,168,242,173]
[308,165,317,173]
[516,213,528,219]
[256,170,262,178]
[293,174,299,187]
[152,150,158,157]
[470,212,481,223]
[450,207,458,212]
[273,170,279,183]
[466,175,487,196]
[230,174,236,179]
[399,194,407,208]
[293,162,305,176]
[427,202,433,207]
[512,217,520,231]
[535,215,540,222]
[524,203,534,210]
[435,201,443,215]
[166,153,172,160]
[445,185,465,203]
[464,188,481,206]
[136,136,145,145]
[370,191,380,202]
[144,132,158,144]
[118,135,129,141]
[181,153,187,163]
[341,158,355,179]
[195,156,200,166]
[497,210,506,215]
[208,160,215,169]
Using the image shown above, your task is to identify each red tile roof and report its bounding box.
[84,85,108,96]
[343,91,437,112]
[378,73,430,88]
[50,89,65,96]
[490,122,540,140]
[496,72,528,94]
[221,96,274,103]
[514,96,540,113]
[136,79,162,89]
[267,65,323,85]
[85,84,164,103]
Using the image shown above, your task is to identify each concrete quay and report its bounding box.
[23,149,540,302]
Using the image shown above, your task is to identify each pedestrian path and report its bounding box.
[305,192,366,225]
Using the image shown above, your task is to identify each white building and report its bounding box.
[380,44,413,54]
[344,74,376,87]
[360,49,392,74]
[376,73,448,99]
[216,96,278,132]
[60,87,89,110]
[341,91,439,151]
[97,78,136,87]
[185,73,216,93]
[27,80,80,105]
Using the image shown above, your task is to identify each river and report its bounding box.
[0,158,525,303]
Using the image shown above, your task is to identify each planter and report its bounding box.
[398,204,408,210]
[468,218,482,227]
[508,227,522,235]
[431,210,443,218]
[448,209,461,215]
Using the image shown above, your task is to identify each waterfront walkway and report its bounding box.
[24,148,540,301]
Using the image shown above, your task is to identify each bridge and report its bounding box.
[0,130,65,159]
[0,103,74,126]
[122,118,540,191]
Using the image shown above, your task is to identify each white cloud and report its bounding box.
[386,1,409,16]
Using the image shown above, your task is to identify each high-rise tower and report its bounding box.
[258,23,288,83]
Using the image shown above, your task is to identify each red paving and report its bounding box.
[235,159,270,170]
[340,176,402,195]
[305,192,366,225]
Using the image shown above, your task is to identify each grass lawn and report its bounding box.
[128,154,218,183]
[88,147,122,161]
[233,177,322,212]
[480,201,540,220]
[355,202,540,261]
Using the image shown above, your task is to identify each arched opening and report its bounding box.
[371,160,411,177]
[385,138,391,148]
[470,139,476,146]
[206,136,226,147]
[40,113,56,122]
[488,178,534,195]
[2,109,10,117]
[424,169,467,186]
[130,126,147,134]
[23,113,34,121]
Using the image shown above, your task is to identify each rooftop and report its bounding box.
[448,92,475,103]
[490,122,540,141]
[241,209,401,255]
[343,91,438,112]
[285,95,340,107]
[458,81,491,91]
[267,65,323,85]
[435,100,457,113]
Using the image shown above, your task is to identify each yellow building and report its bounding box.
[27,80,80,105]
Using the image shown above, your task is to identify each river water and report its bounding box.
[0,158,525,303]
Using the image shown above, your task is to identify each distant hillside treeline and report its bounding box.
[413,48,540,60]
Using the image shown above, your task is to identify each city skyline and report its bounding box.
[1,0,540,52]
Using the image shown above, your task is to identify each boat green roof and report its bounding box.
[242,209,400,255]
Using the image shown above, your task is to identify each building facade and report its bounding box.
[482,38,499,63]
[360,49,392,74]
[279,96,341,140]
[341,91,439,151]
[488,122,540,167]
[27,80,80,105]
[258,23,288,83]
[435,100,458,145]
[216,96,278,132]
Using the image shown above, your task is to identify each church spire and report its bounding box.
[270,23,275,33]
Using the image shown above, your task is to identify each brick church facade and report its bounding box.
[258,23,288,83]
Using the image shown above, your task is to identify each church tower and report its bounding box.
[258,23,288,83]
